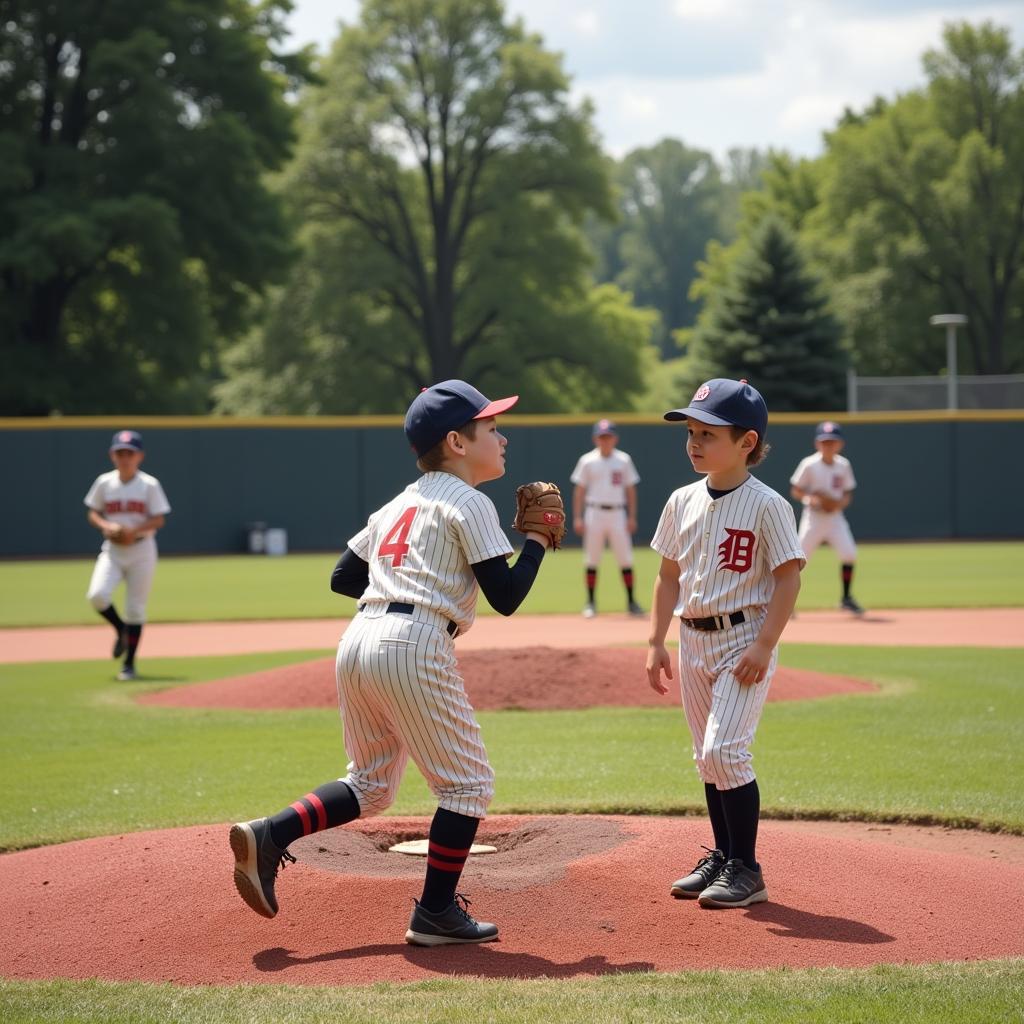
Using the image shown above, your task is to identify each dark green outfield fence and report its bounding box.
[1,412,1022,557]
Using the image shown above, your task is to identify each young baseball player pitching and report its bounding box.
[570,418,643,617]
[84,430,171,681]
[645,379,804,908]
[230,380,565,946]
[790,421,865,614]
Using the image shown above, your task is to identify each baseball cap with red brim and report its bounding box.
[405,379,519,457]
[664,378,768,440]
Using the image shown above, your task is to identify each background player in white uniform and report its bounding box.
[83,430,171,681]
[230,380,553,946]
[645,379,804,908]
[790,421,864,614]
[571,418,643,617]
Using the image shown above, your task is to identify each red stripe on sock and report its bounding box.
[290,800,312,835]
[428,841,471,858]
[306,792,326,832]
[426,856,466,872]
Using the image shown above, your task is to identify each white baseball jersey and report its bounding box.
[337,470,512,821]
[790,453,856,504]
[651,476,804,619]
[348,471,513,637]
[84,470,171,544]
[652,476,804,792]
[83,471,170,624]
[571,448,640,507]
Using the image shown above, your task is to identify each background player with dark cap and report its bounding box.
[570,418,643,617]
[790,420,865,614]
[83,430,171,681]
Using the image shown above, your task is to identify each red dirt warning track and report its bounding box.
[2,815,1023,985]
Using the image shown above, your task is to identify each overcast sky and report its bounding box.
[284,1,1024,162]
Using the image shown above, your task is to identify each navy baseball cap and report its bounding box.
[593,418,617,436]
[815,420,844,441]
[664,378,768,439]
[109,429,144,452]
[405,379,519,457]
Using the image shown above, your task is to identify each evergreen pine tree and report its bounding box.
[691,215,846,410]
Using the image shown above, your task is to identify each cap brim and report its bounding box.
[474,395,518,419]
[110,445,141,452]
[664,407,733,427]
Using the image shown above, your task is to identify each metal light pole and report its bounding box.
[929,314,968,410]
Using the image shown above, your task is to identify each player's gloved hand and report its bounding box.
[512,482,566,550]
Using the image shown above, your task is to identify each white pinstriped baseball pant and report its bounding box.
[335,608,494,820]
[676,611,775,790]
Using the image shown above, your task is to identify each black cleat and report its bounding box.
[670,847,726,899]
[405,894,499,946]
[113,629,127,659]
[230,817,296,919]
[840,596,865,615]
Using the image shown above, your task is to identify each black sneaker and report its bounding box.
[840,596,865,615]
[405,893,499,946]
[628,600,645,617]
[229,817,296,919]
[113,629,127,659]
[697,858,768,908]
[670,847,726,899]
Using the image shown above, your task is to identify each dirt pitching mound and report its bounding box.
[139,647,876,711]
[1,815,1022,986]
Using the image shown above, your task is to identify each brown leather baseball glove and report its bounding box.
[512,482,566,549]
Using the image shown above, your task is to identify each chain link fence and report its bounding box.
[846,371,1024,412]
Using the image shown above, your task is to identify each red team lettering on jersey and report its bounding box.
[718,528,756,572]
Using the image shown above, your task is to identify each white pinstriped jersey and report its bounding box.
[83,471,171,545]
[790,453,856,504]
[651,475,804,618]
[348,471,514,636]
[570,449,640,506]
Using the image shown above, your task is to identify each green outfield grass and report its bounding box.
[1,540,1023,626]
[2,643,1022,851]
[2,962,1023,1024]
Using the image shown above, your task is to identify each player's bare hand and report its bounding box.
[525,530,550,550]
[734,640,771,685]
[573,516,584,535]
[645,643,673,695]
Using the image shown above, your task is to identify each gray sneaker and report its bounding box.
[628,600,645,617]
[670,847,726,899]
[405,894,499,946]
[582,602,596,619]
[698,858,768,908]
[229,817,296,919]
[116,666,136,681]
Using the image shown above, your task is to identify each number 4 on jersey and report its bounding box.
[378,507,418,567]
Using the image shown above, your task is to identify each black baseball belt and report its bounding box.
[587,503,626,511]
[681,610,746,632]
[359,601,459,637]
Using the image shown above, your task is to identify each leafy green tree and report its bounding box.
[810,21,1024,375]
[689,215,846,411]
[0,0,310,414]
[220,0,653,413]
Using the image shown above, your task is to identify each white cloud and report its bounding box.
[284,0,1024,160]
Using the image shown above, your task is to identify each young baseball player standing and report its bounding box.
[790,421,865,614]
[571,418,643,617]
[645,379,804,908]
[230,380,564,946]
[84,430,171,681]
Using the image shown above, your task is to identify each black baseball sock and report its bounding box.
[841,564,854,599]
[123,624,142,668]
[99,605,125,634]
[719,779,760,871]
[704,783,729,853]
[268,780,361,849]
[419,807,480,912]
[585,568,597,603]
[621,567,635,602]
